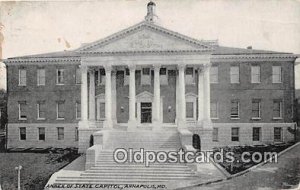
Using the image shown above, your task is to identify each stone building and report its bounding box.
[3,2,298,153]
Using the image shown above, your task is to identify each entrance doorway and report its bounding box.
[141,102,152,123]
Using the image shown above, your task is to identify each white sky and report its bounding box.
[0,0,300,90]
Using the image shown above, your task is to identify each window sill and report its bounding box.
[230,117,240,120]
[272,82,282,84]
[56,118,65,121]
[19,118,27,121]
[37,84,45,86]
[251,82,261,84]
[273,117,283,120]
[251,117,261,120]
[211,117,219,120]
[230,82,240,84]
[56,84,65,86]
[37,118,46,121]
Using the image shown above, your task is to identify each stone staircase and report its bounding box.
[47,131,204,189]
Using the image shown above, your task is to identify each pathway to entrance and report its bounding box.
[186,142,300,190]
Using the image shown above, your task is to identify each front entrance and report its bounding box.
[141,102,152,123]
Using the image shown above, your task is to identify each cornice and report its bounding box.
[3,57,81,64]
[211,54,298,62]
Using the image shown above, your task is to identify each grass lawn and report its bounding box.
[0,150,79,190]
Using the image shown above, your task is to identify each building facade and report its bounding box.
[4,2,298,152]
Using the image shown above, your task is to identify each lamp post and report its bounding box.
[15,165,22,190]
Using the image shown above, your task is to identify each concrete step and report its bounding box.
[86,168,193,173]
[80,173,196,177]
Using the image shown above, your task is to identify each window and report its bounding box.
[251,66,260,83]
[76,102,81,119]
[124,69,130,86]
[19,127,26,140]
[252,99,261,119]
[37,69,45,86]
[253,127,261,141]
[75,127,79,141]
[56,69,64,85]
[230,66,239,83]
[274,127,282,142]
[38,127,45,141]
[141,68,151,85]
[210,66,218,83]
[99,102,105,119]
[57,127,64,140]
[273,100,282,119]
[19,69,26,86]
[98,68,106,85]
[75,67,81,84]
[212,128,218,142]
[185,67,195,84]
[160,68,168,85]
[57,101,65,120]
[231,100,239,119]
[272,66,282,83]
[210,102,218,119]
[18,101,27,120]
[186,102,194,119]
[231,127,239,141]
[37,101,46,120]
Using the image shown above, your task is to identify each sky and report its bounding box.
[0,0,300,90]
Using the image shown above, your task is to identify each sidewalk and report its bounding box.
[186,143,300,190]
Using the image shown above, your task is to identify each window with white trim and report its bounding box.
[76,101,81,119]
[57,101,65,120]
[19,127,26,140]
[210,66,218,83]
[210,102,218,119]
[231,100,239,119]
[98,68,105,85]
[251,66,260,83]
[212,128,218,142]
[124,68,130,86]
[38,127,45,141]
[252,99,261,119]
[56,69,64,85]
[185,67,195,85]
[141,68,151,85]
[75,66,81,84]
[57,127,64,140]
[231,127,239,141]
[160,68,168,85]
[273,99,282,119]
[230,66,239,83]
[37,69,45,86]
[186,102,194,119]
[37,101,46,120]
[272,66,282,83]
[274,127,282,142]
[75,127,79,141]
[19,69,26,86]
[253,127,261,141]
[18,101,27,120]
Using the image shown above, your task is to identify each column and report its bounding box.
[203,64,212,128]
[104,65,113,129]
[111,70,117,124]
[128,65,136,128]
[153,65,161,129]
[81,66,88,123]
[198,67,204,123]
[89,69,96,121]
[178,64,186,128]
